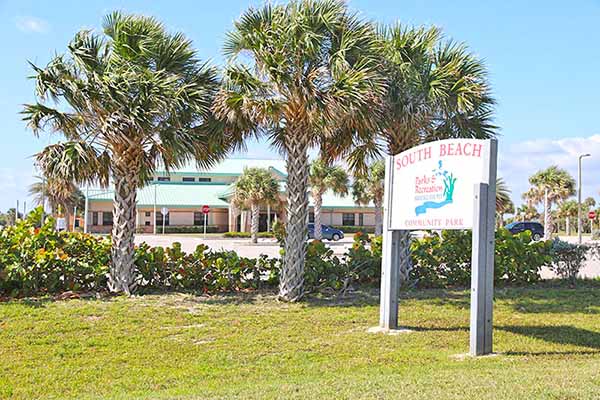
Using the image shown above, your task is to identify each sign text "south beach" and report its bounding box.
[395,141,483,170]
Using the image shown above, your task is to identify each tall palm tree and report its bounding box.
[341,24,497,281]
[309,159,348,240]
[23,12,228,294]
[495,177,514,228]
[232,168,280,243]
[525,166,575,239]
[29,176,84,231]
[214,0,384,301]
[352,160,385,235]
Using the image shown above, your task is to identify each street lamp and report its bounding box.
[578,153,591,244]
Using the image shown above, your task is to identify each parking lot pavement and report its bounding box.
[134,234,355,259]
[134,234,600,279]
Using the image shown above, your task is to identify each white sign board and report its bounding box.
[389,139,492,230]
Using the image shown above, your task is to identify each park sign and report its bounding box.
[388,139,494,230]
[379,138,497,357]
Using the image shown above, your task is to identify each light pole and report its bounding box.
[578,153,591,244]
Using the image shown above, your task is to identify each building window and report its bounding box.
[197,177,211,182]
[157,177,170,182]
[102,212,113,226]
[342,213,355,226]
[156,212,169,226]
[145,221,150,226]
[92,212,98,226]
[145,211,151,217]
[182,177,195,182]
[359,213,364,226]
[194,211,204,226]
[309,212,315,223]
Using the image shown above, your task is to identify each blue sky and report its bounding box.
[1,0,600,212]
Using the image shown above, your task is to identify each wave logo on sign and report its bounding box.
[415,160,457,216]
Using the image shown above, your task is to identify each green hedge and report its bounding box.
[162,225,221,234]
[332,225,376,234]
[223,231,275,238]
[1,211,596,298]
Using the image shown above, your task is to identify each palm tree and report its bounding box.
[515,204,540,222]
[524,166,575,239]
[341,24,497,281]
[495,177,514,228]
[23,12,228,294]
[214,1,384,301]
[28,176,84,231]
[233,168,280,243]
[309,159,348,240]
[352,160,385,235]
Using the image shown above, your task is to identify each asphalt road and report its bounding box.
[134,234,600,279]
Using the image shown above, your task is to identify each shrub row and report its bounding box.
[332,225,376,234]
[222,231,275,238]
[162,225,220,234]
[1,213,597,297]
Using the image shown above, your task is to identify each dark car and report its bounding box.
[505,221,544,241]
[308,223,344,241]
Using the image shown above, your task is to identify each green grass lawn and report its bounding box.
[1,286,600,399]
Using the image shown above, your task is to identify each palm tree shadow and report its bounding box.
[499,325,600,356]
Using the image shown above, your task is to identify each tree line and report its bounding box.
[23,1,496,300]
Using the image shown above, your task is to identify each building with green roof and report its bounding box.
[86,158,375,233]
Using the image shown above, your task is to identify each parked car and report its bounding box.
[505,221,544,241]
[308,223,344,241]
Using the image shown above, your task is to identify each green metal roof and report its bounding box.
[156,158,288,178]
[88,183,231,208]
[88,180,373,209]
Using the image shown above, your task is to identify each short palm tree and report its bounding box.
[233,168,280,244]
[515,204,540,222]
[29,176,84,230]
[524,166,575,239]
[495,177,514,228]
[214,0,384,301]
[352,160,385,235]
[309,159,348,240]
[23,12,227,294]
[557,199,578,235]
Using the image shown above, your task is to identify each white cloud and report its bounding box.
[15,16,49,34]
[498,135,600,207]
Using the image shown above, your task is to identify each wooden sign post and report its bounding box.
[379,138,497,356]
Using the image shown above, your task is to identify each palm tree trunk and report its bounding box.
[64,208,71,232]
[398,230,412,283]
[109,161,139,294]
[374,200,383,236]
[251,202,259,244]
[544,189,551,240]
[566,216,571,236]
[313,190,323,240]
[279,133,309,302]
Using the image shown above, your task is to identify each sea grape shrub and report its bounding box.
[133,242,279,292]
[410,229,553,287]
[549,239,589,283]
[0,211,110,296]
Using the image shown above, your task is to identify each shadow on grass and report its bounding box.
[499,324,600,355]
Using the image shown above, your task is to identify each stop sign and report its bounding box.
[589,211,596,220]
[202,205,210,214]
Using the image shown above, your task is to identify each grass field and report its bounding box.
[1,285,600,399]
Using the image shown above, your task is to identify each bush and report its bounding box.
[333,225,375,234]
[162,225,220,234]
[592,230,600,241]
[550,239,588,283]
[222,231,274,238]
[410,229,553,288]
[0,209,110,296]
[134,242,279,292]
